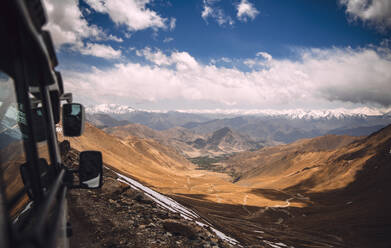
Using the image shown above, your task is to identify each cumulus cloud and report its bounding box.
[339,0,391,30]
[43,0,122,58]
[201,0,234,26]
[136,47,171,65]
[78,43,122,59]
[236,0,259,22]
[64,46,391,108]
[136,47,199,70]
[256,52,272,62]
[43,0,99,47]
[84,0,171,31]
[243,52,272,68]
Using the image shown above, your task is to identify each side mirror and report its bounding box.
[62,103,85,137]
[78,151,103,189]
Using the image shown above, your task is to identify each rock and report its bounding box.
[67,147,232,248]
[133,192,153,204]
[162,219,198,240]
[211,237,218,243]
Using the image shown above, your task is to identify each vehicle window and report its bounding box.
[33,106,50,162]
[0,71,29,216]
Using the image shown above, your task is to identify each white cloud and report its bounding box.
[105,34,123,42]
[243,52,272,68]
[236,0,259,22]
[169,18,176,31]
[256,52,272,62]
[78,43,122,59]
[201,3,213,20]
[43,0,123,58]
[243,58,256,68]
[201,0,234,26]
[163,37,174,43]
[220,57,232,63]
[84,0,171,31]
[64,46,391,108]
[339,0,391,30]
[136,47,171,66]
[43,0,99,47]
[136,48,199,70]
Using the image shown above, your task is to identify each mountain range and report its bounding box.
[86,104,391,119]
[86,105,391,144]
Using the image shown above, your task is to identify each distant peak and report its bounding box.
[86,104,136,114]
[209,127,233,143]
[215,127,232,134]
[176,107,391,119]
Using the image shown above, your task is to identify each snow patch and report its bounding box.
[86,104,391,120]
[86,104,135,114]
[263,240,291,248]
[176,107,391,119]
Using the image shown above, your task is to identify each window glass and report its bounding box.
[0,71,29,216]
[28,90,51,162]
[34,107,50,161]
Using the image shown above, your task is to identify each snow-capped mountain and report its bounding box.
[86,104,391,120]
[176,107,391,120]
[86,104,136,115]
[85,104,391,145]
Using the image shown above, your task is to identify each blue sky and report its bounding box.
[43,0,391,112]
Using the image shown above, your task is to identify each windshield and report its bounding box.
[0,71,29,216]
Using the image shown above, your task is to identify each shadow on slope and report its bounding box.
[171,125,391,248]
[281,131,391,248]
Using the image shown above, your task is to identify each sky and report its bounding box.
[43,0,391,112]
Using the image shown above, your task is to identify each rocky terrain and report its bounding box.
[63,148,234,248]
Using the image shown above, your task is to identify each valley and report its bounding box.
[62,110,391,247]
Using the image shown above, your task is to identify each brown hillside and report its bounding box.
[104,123,165,140]
[60,123,275,208]
[224,134,360,188]
[104,123,204,157]
[60,123,195,191]
[61,122,391,247]
[104,123,262,158]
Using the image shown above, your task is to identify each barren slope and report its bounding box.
[105,124,263,158]
[60,123,287,208]
[224,134,362,190]
[62,123,391,247]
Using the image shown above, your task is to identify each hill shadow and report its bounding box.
[171,136,391,248]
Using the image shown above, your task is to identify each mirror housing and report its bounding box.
[62,103,85,137]
[78,151,103,189]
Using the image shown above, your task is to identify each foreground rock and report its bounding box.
[64,148,233,248]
